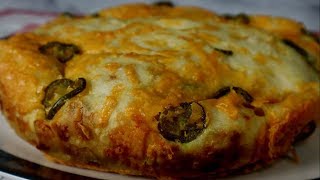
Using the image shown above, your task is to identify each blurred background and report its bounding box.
[0,0,319,37]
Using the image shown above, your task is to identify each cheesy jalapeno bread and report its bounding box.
[0,3,319,179]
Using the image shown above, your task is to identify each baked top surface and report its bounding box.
[0,3,319,178]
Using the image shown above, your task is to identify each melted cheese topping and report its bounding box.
[34,13,319,149]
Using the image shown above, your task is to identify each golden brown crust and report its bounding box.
[0,3,319,179]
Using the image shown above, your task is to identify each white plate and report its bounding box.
[0,112,319,180]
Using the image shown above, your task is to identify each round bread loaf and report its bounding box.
[0,3,319,179]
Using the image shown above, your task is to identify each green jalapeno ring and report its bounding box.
[282,39,318,72]
[153,1,174,7]
[43,79,74,108]
[212,86,254,103]
[300,28,320,44]
[44,78,86,120]
[214,48,233,56]
[222,13,250,24]
[232,87,253,103]
[212,86,231,99]
[157,102,206,143]
[39,41,81,63]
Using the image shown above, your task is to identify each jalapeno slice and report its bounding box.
[223,13,250,24]
[212,87,231,99]
[157,102,206,143]
[39,41,81,63]
[214,48,233,56]
[232,86,254,103]
[60,12,82,18]
[211,86,254,103]
[90,13,100,18]
[153,1,174,7]
[294,120,316,143]
[0,34,12,40]
[282,39,308,59]
[301,28,320,44]
[282,39,318,72]
[43,78,86,120]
